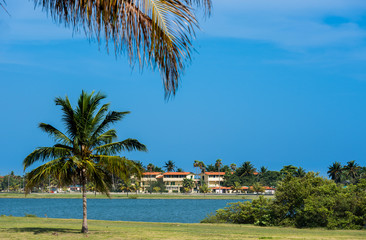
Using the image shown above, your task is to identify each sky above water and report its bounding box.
[1,0,366,176]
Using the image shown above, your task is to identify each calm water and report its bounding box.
[0,198,245,223]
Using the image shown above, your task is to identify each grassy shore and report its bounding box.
[0,192,272,200]
[0,216,364,240]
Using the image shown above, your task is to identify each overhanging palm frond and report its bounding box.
[23,146,72,170]
[93,139,147,155]
[32,0,211,97]
[39,123,72,146]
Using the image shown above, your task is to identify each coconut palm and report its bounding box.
[14,0,211,97]
[238,161,256,177]
[23,91,147,233]
[164,160,176,172]
[294,167,306,178]
[259,166,268,175]
[251,182,264,195]
[343,160,361,183]
[231,182,242,194]
[199,183,210,196]
[183,178,194,192]
[120,179,135,197]
[230,163,237,171]
[327,162,343,183]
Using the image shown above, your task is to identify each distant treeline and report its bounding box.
[1,160,365,192]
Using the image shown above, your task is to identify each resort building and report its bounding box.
[163,172,194,193]
[140,172,162,192]
[199,172,226,189]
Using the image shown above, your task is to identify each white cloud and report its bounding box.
[202,0,366,49]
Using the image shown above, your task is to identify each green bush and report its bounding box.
[128,195,138,199]
[202,173,366,230]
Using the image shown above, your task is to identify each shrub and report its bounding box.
[128,195,138,199]
[24,213,37,218]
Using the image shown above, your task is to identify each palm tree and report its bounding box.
[343,160,361,183]
[164,160,176,172]
[120,179,135,197]
[147,163,154,194]
[294,167,306,178]
[238,161,256,177]
[215,159,222,193]
[230,163,237,171]
[251,182,264,195]
[12,0,211,97]
[23,91,147,233]
[259,166,268,175]
[231,182,242,194]
[327,162,342,183]
[183,178,195,192]
[199,184,210,197]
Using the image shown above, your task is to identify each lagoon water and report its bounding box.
[0,198,244,223]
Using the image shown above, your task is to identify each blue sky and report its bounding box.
[1,0,366,176]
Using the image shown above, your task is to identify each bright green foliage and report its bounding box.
[231,182,242,193]
[204,173,366,230]
[199,184,211,195]
[201,196,272,226]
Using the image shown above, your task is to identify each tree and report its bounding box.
[153,186,161,193]
[327,162,343,183]
[183,178,194,192]
[164,160,176,172]
[343,160,361,184]
[259,166,268,175]
[199,184,211,196]
[120,179,135,197]
[294,167,306,178]
[251,182,264,194]
[230,163,237,171]
[6,0,211,97]
[23,91,147,233]
[215,159,222,192]
[231,182,242,194]
[237,161,256,177]
[280,165,298,178]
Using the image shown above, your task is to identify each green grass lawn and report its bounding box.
[0,216,364,240]
[0,192,271,200]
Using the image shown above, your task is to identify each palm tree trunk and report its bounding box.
[81,173,88,233]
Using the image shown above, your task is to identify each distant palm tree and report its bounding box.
[294,167,306,178]
[183,178,195,192]
[231,182,242,194]
[215,159,222,192]
[230,163,237,171]
[251,182,265,195]
[199,184,211,197]
[164,160,176,172]
[198,161,206,173]
[23,91,147,233]
[120,179,135,197]
[259,166,268,175]
[343,160,361,183]
[147,163,154,194]
[280,165,298,177]
[239,161,256,177]
[327,162,343,183]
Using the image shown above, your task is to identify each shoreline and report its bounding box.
[0,192,273,200]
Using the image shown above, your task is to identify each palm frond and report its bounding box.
[93,139,147,155]
[23,146,72,170]
[55,95,77,138]
[84,159,111,196]
[94,155,142,180]
[39,123,72,146]
[32,0,209,97]
[90,111,130,142]
[91,129,118,147]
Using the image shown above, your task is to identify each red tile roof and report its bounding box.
[211,187,231,190]
[204,172,226,176]
[142,172,162,176]
[163,172,191,175]
[156,175,163,179]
